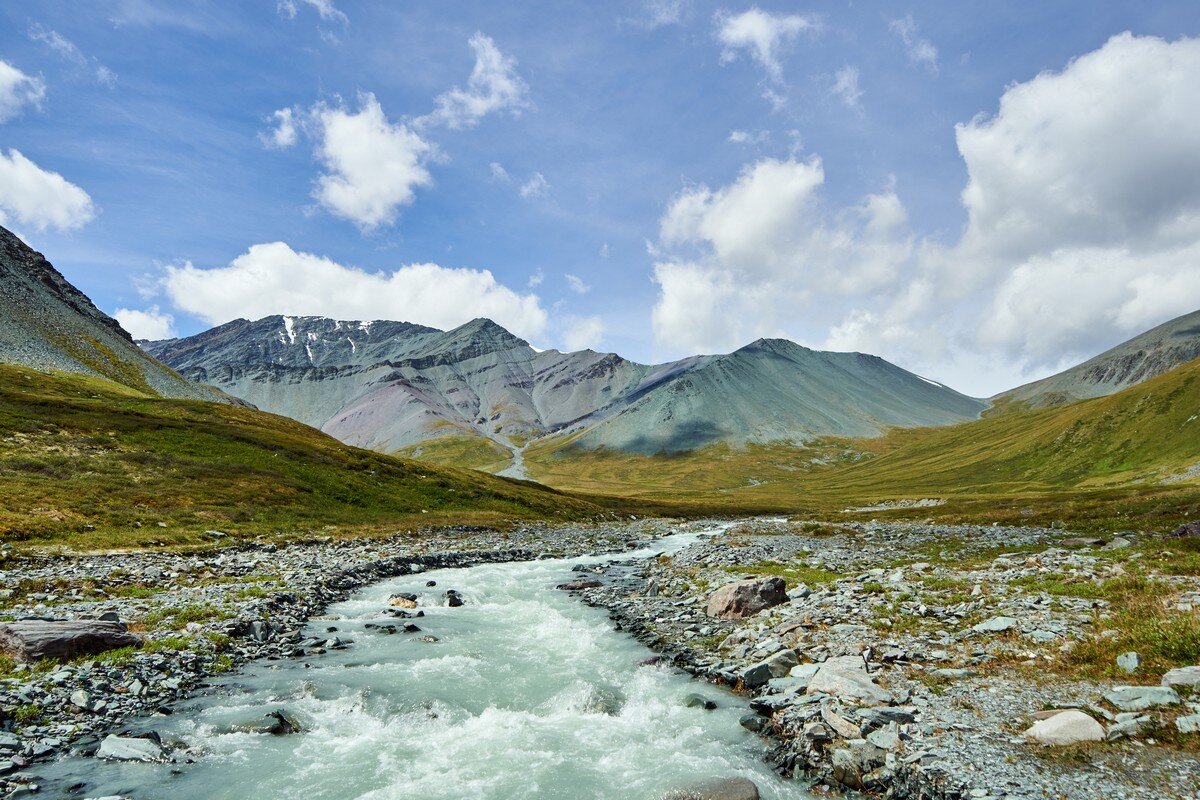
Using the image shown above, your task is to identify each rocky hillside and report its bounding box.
[0,225,223,402]
[144,315,986,462]
[994,309,1200,409]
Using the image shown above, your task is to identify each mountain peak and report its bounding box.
[445,317,529,347]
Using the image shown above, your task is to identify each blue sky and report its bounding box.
[1,1,1198,395]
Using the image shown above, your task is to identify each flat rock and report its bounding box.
[1103,685,1180,712]
[95,735,165,762]
[1023,709,1105,746]
[662,777,759,800]
[706,578,787,619]
[1176,713,1200,734]
[972,616,1018,634]
[806,656,891,704]
[0,620,140,662]
[1161,665,1200,689]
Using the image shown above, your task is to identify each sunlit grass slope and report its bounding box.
[0,366,624,549]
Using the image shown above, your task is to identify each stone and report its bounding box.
[762,648,798,678]
[806,656,891,704]
[95,735,165,762]
[866,727,900,750]
[1023,709,1105,746]
[0,620,140,662]
[1106,715,1150,740]
[1116,652,1139,674]
[831,739,885,791]
[70,689,91,710]
[1169,521,1200,538]
[662,777,759,800]
[705,578,788,619]
[683,693,718,710]
[580,684,626,716]
[387,593,418,609]
[556,579,602,591]
[972,616,1018,634]
[1103,685,1181,711]
[1176,714,1200,734]
[443,590,464,607]
[821,707,861,739]
[740,662,772,689]
[1161,665,1200,689]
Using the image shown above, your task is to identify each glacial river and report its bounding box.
[35,529,813,799]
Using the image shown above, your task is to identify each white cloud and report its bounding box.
[831,65,863,108]
[600,243,610,258]
[651,157,911,354]
[420,34,529,130]
[114,305,175,340]
[714,7,817,83]
[277,0,348,26]
[162,242,548,340]
[561,315,605,351]
[0,60,46,123]
[28,25,119,87]
[0,148,95,231]
[260,107,298,149]
[527,269,544,288]
[489,161,510,181]
[680,32,1200,395]
[625,0,689,29]
[565,274,590,294]
[519,172,549,198]
[890,15,938,72]
[728,129,770,145]
[310,94,433,229]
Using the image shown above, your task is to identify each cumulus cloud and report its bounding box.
[728,129,770,145]
[890,15,938,72]
[715,7,817,83]
[420,34,529,130]
[114,305,175,340]
[310,94,433,229]
[561,315,605,351]
[651,33,1200,394]
[162,242,548,340]
[0,149,95,231]
[260,107,298,149]
[0,60,46,123]
[831,65,863,108]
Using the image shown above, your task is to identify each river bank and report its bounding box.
[572,518,1200,799]
[0,520,672,796]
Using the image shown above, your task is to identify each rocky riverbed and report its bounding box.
[0,521,669,796]
[571,519,1200,800]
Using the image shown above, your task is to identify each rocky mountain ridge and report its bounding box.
[144,314,988,465]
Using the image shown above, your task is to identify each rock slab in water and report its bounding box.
[1023,710,1105,746]
[0,620,140,662]
[705,578,787,619]
[662,777,760,800]
[95,735,165,762]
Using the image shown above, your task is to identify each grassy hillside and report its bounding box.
[524,358,1200,532]
[0,366,639,549]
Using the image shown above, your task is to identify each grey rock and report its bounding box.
[972,616,1018,634]
[661,777,759,800]
[1161,665,1200,689]
[1103,685,1181,711]
[0,620,141,662]
[1024,710,1105,745]
[1116,651,1139,674]
[1176,713,1200,734]
[95,735,165,762]
[706,578,788,619]
[806,656,891,704]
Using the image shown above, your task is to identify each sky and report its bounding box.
[1,1,1198,397]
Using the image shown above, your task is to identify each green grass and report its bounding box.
[519,359,1200,533]
[0,366,685,549]
[721,560,843,588]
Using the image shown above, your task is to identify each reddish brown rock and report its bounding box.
[705,577,788,619]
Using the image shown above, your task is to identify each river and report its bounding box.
[34,528,813,799]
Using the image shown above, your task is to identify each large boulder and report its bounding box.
[805,656,892,704]
[662,777,759,800]
[1162,665,1200,690]
[706,578,788,619]
[0,620,140,662]
[1023,710,1105,746]
[95,734,165,762]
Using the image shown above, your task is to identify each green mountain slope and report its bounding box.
[0,365,626,548]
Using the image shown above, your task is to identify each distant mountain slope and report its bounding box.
[145,315,986,462]
[993,309,1200,409]
[0,225,222,402]
[560,338,987,454]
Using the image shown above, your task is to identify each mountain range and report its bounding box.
[142,314,989,468]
